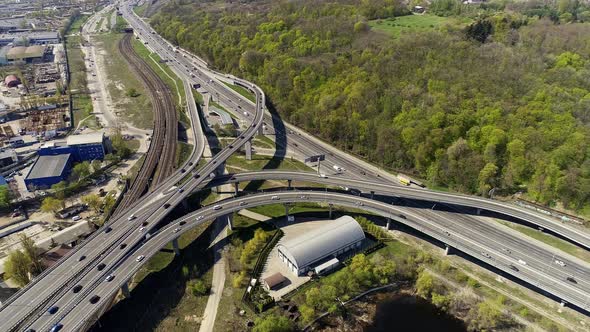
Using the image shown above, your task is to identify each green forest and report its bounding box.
[151,0,590,214]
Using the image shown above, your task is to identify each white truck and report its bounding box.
[333,165,343,173]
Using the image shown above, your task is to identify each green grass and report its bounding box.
[133,2,149,16]
[131,38,186,109]
[95,33,153,129]
[497,221,590,263]
[369,14,471,38]
[252,136,275,149]
[225,154,312,172]
[222,81,256,103]
[176,142,193,167]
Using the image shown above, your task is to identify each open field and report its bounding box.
[369,14,471,38]
[222,81,256,103]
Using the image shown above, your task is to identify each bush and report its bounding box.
[190,279,209,296]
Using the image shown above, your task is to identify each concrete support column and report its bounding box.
[172,238,180,256]
[476,208,482,215]
[370,191,375,199]
[245,139,252,161]
[329,204,333,219]
[218,214,233,231]
[258,124,264,136]
[287,179,292,189]
[121,281,131,298]
[285,204,290,222]
[234,182,239,196]
[444,245,452,256]
[386,218,391,230]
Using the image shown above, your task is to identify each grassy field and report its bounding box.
[226,154,312,172]
[133,2,149,16]
[65,14,99,129]
[176,142,193,167]
[95,33,153,129]
[497,220,590,263]
[369,14,471,38]
[222,81,256,103]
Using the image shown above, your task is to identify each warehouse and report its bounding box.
[5,45,46,63]
[66,132,106,161]
[24,153,72,190]
[277,215,365,276]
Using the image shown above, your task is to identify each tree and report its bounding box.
[0,186,11,211]
[91,160,102,173]
[41,197,65,214]
[71,161,91,182]
[51,181,69,200]
[354,21,369,33]
[190,279,209,296]
[4,250,32,287]
[253,313,294,332]
[466,19,493,43]
[469,299,503,330]
[102,192,116,216]
[111,129,131,159]
[82,194,102,213]
[19,234,42,275]
[415,270,434,298]
[478,163,499,196]
[126,87,140,97]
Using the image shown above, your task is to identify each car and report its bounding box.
[48,306,59,314]
[105,275,115,282]
[509,265,519,272]
[104,226,112,234]
[194,174,201,179]
[139,227,145,232]
[398,214,406,219]
[566,277,577,283]
[319,173,327,178]
[554,259,566,267]
[136,255,145,262]
[73,285,83,293]
[271,196,280,200]
[188,162,194,166]
[502,248,512,254]
[180,221,187,226]
[89,295,101,304]
[180,168,186,173]
[128,214,136,221]
[481,252,492,259]
[356,201,364,206]
[213,205,222,210]
[97,263,106,271]
[49,324,63,332]
[229,145,233,148]
[517,259,527,265]
[163,203,171,209]
[78,255,86,262]
[196,216,204,221]
[72,215,81,222]
[119,243,127,249]
[239,201,247,206]
[299,195,307,199]
[179,188,185,193]
[173,228,181,233]
[142,221,148,226]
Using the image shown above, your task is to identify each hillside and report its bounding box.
[150,0,590,215]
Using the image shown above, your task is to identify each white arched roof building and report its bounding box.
[277,215,365,276]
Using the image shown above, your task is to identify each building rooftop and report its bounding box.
[66,132,104,146]
[277,216,365,269]
[263,272,287,288]
[6,45,44,59]
[26,153,70,180]
[40,244,72,268]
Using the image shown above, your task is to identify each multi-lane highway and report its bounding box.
[1,1,589,331]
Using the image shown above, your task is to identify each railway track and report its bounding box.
[114,34,177,214]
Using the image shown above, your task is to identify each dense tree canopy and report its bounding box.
[151,0,590,213]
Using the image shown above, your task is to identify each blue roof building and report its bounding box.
[24,154,72,191]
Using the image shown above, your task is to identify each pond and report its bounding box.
[365,294,467,332]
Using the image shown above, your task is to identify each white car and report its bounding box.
[138,227,145,232]
[128,214,136,221]
[271,196,280,200]
[213,205,222,210]
[555,259,566,267]
[136,255,145,262]
[517,259,527,265]
[239,201,247,206]
[196,216,204,221]
[173,228,181,233]
[72,215,81,222]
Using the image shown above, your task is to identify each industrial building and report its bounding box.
[66,132,106,161]
[24,153,72,190]
[0,31,60,46]
[5,45,47,63]
[277,216,366,276]
[0,149,17,167]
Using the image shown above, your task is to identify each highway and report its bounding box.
[0,1,588,330]
[47,191,590,330]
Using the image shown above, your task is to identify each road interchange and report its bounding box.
[0,1,588,331]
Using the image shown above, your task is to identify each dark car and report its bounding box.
[179,221,186,226]
[48,306,59,314]
[194,174,200,179]
[97,263,106,271]
[89,295,101,304]
[104,226,112,234]
[163,203,171,209]
[567,277,577,283]
[120,243,127,249]
[49,324,63,332]
[180,168,186,173]
[73,285,83,293]
[188,162,193,166]
[78,255,86,262]
[398,214,407,219]
[509,265,519,272]
[142,221,148,227]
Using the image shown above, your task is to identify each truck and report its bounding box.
[397,174,411,186]
[333,165,343,173]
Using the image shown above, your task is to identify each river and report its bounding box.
[365,294,467,332]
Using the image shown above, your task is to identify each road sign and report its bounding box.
[305,154,325,163]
